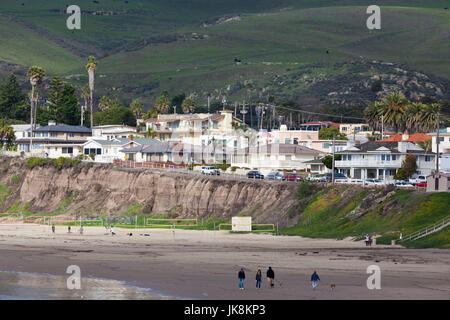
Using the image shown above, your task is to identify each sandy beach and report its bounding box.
[0,224,449,300]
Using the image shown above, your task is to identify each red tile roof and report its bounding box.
[378,133,431,143]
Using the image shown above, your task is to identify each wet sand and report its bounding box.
[0,225,449,299]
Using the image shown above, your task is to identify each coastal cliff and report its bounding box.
[0,156,298,226]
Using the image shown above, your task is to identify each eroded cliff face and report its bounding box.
[0,157,298,226]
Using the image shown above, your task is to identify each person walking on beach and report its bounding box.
[267,267,275,288]
[110,226,116,236]
[79,226,84,235]
[68,225,71,233]
[365,234,369,246]
[238,268,245,290]
[52,225,55,234]
[256,269,262,289]
[369,235,373,246]
[311,270,320,290]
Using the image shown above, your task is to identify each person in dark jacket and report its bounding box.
[311,270,320,289]
[256,269,262,289]
[238,268,245,290]
[267,267,275,288]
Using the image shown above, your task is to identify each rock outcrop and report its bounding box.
[0,157,298,226]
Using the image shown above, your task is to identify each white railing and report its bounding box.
[335,159,402,167]
[400,216,450,242]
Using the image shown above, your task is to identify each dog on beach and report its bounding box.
[330,283,336,290]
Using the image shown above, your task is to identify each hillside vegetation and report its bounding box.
[0,1,448,106]
[281,183,450,248]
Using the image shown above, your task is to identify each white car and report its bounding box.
[201,166,220,175]
[349,179,364,185]
[409,175,427,186]
[395,180,414,188]
[364,178,384,186]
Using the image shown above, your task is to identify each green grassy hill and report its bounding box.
[280,185,450,248]
[0,1,449,107]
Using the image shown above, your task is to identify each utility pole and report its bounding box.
[332,132,335,185]
[436,112,440,173]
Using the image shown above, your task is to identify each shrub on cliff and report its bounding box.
[26,157,81,169]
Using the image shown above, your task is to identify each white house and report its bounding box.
[82,137,159,162]
[429,127,450,154]
[335,141,436,181]
[15,122,91,157]
[91,125,141,140]
[231,143,322,173]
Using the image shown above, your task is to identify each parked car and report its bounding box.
[417,181,427,188]
[201,166,220,175]
[364,178,384,186]
[284,173,302,182]
[267,171,284,180]
[395,181,414,188]
[326,173,347,182]
[348,179,364,185]
[247,170,264,179]
[409,175,427,186]
[308,174,326,182]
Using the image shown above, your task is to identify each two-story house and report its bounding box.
[146,110,244,149]
[16,121,91,157]
[335,141,436,181]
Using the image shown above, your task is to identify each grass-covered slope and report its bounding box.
[0,1,448,105]
[280,184,450,248]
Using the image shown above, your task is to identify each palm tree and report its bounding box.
[85,56,98,128]
[27,66,45,153]
[146,126,157,139]
[154,91,170,114]
[364,101,383,130]
[417,140,432,152]
[0,125,15,150]
[80,85,90,126]
[98,96,111,111]
[130,98,144,120]
[181,97,195,114]
[379,93,409,132]
[418,103,441,132]
[246,82,254,128]
[404,102,424,132]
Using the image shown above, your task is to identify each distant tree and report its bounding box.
[143,108,159,120]
[370,80,383,93]
[47,75,65,120]
[130,98,144,119]
[171,93,186,114]
[27,66,45,130]
[154,91,170,114]
[401,154,418,179]
[94,105,136,127]
[85,56,98,128]
[80,85,90,126]
[0,74,27,121]
[318,126,347,140]
[0,124,15,149]
[181,97,195,114]
[394,168,407,181]
[322,154,342,169]
[59,84,80,125]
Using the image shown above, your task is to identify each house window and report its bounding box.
[381,154,385,161]
[293,138,298,145]
[62,147,73,154]
[213,121,218,129]
[438,137,444,142]
[50,132,58,137]
[348,155,352,161]
[392,155,396,161]
[425,155,432,162]
[343,155,347,161]
[69,133,75,137]
[386,155,390,161]
[342,127,347,131]
[285,138,290,144]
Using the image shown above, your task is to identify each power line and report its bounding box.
[274,104,366,121]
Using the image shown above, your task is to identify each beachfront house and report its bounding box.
[335,141,436,181]
[231,143,322,173]
[145,110,243,146]
[16,121,91,157]
[83,137,159,162]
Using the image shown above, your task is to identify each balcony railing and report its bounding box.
[335,159,402,167]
